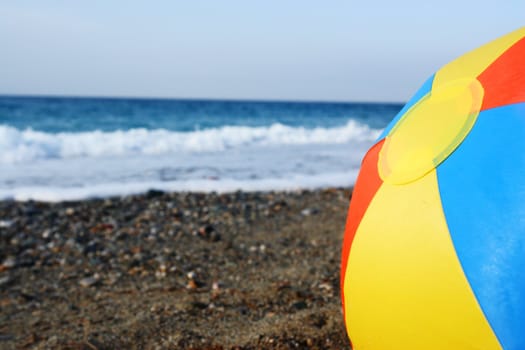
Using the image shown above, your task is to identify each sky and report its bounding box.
[0,1,523,102]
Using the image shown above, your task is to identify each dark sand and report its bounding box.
[0,189,352,349]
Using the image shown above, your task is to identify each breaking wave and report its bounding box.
[0,121,381,164]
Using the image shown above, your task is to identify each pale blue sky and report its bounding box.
[0,1,523,102]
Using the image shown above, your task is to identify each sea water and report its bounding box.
[0,96,402,201]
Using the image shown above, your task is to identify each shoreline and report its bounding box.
[0,185,355,204]
[0,188,352,349]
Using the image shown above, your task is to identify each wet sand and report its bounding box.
[0,188,352,349]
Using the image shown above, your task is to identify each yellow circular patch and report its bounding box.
[378,78,484,185]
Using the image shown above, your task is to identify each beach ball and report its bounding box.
[340,27,525,350]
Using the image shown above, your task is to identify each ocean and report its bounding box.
[0,96,402,201]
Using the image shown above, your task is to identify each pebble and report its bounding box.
[47,335,58,347]
[79,275,99,288]
[212,281,221,291]
[290,300,308,311]
[195,224,221,242]
[1,256,16,269]
[318,282,333,291]
[0,219,13,228]
[186,279,198,290]
[42,229,51,239]
[301,207,319,216]
[0,275,11,287]
[0,334,15,341]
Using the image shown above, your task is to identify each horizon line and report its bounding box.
[0,92,406,106]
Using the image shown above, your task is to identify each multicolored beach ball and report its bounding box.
[341,27,525,350]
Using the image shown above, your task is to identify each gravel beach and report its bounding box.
[0,188,352,349]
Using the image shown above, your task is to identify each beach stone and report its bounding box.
[196,224,221,242]
[0,219,13,228]
[41,229,51,239]
[47,335,58,347]
[79,276,99,288]
[301,208,319,216]
[0,334,15,342]
[0,276,11,287]
[2,257,16,269]
[83,240,100,254]
[289,299,308,311]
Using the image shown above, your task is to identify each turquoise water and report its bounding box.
[0,96,399,132]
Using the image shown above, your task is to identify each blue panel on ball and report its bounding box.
[437,102,525,350]
[377,74,435,140]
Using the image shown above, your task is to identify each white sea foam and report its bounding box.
[0,120,382,201]
[0,121,380,164]
[0,171,360,202]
